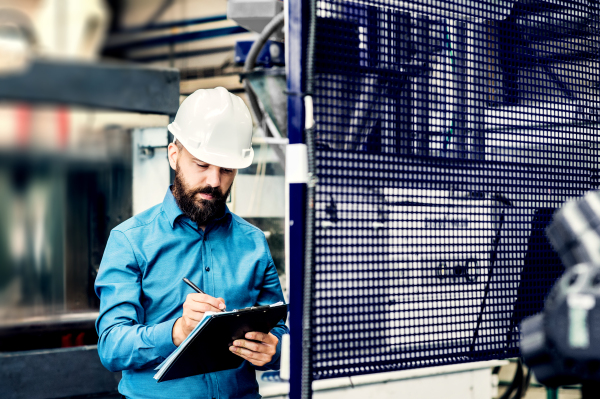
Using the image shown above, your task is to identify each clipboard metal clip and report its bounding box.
[232,305,271,313]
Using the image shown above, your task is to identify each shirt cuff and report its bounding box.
[153,317,179,359]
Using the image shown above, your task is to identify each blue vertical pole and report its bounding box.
[287,1,307,399]
[288,182,305,398]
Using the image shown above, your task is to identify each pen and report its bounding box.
[182,277,226,310]
[182,277,206,294]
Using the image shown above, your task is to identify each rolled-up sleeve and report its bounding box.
[256,256,290,370]
[95,230,177,372]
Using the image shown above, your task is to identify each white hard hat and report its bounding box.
[168,87,254,169]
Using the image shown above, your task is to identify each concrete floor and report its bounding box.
[500,386,582,399]
[497,362,581,399]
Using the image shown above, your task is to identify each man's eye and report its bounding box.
[222,169,233,174]
[196,163,208,168]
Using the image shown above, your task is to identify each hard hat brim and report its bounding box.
[169,124,254,169]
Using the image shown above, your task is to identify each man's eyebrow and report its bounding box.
[192,159,232,171]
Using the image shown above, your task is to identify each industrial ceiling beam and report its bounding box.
[0,58,180,115]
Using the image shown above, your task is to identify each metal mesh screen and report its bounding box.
[310,0,599,379]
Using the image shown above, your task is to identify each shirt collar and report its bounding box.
[163,187,184,228]
[163,186,233,229]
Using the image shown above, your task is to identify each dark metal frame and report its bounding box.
[287,1,308,398]
[0,59,179,115]
[288,0,600,391]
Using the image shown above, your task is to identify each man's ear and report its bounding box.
[168,142,179,170]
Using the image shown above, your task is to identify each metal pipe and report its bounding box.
[243,12,286,169]
[104,26,248,52]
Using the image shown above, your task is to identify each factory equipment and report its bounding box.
[283,0,599,397]
[0,0,594,397]
[0,58,179,399]
[521,191,600,397]
[314,187,508,371]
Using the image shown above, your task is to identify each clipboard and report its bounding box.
[154,302,288,382]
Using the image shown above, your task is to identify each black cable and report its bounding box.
[241,12,287,169]
[469,211,506,354]
[301,128,316,399]
[242,12,285,128]
[513,362,531,399]
[499,359,525,399]
[243,12,284,72]
[522,366,532,397]
[301,0,318,397]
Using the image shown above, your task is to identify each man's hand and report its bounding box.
[172,293,225,346]
[229,332,279,367]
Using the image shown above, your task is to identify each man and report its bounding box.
[95,87,288,399]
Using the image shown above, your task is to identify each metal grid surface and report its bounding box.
[310,0,599,379]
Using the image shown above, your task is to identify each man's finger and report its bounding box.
[185,300,222,314]
[245,331,277,345]
[183,313,204,323]
[229,347,269,367]
[232,339,264,353]
[216,297,226,308]
[229,345,269,361]
[187,293,226,310]
[245,332,266,342]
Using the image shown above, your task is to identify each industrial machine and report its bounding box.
[277,0,598,397]
[0,2,180,394]
[0,0,596,398]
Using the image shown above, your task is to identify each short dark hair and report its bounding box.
[174,138,183,151]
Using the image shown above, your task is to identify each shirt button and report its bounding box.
[205,267,210,272]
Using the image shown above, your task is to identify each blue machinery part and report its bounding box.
[287,0,308,398]
[114,14,229,34]
[104,26,248,53]
[235,40,285,67]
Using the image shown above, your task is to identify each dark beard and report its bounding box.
[172,164,231,227]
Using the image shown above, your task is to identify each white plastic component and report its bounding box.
[168,87,254,169]
[279,333,290,380]
[132,128,170,215]
[252,136,289,145]
[304,96,315,129]
[227,0,283,34]
[286,143,308,184]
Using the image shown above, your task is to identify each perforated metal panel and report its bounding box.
[309,0,599,379]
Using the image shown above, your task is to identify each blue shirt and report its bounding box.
[95,188,288,399]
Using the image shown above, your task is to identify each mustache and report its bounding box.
[190,185,226,200]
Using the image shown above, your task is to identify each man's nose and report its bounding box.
[205,167,221,188]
